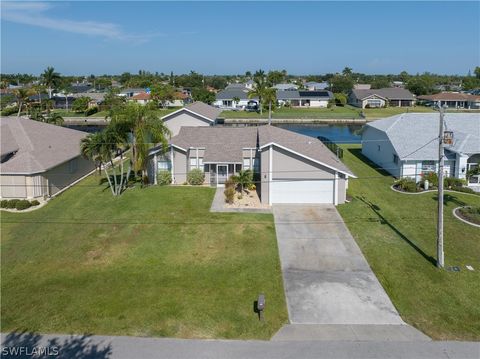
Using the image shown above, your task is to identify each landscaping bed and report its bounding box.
[337,145,480,340]
[455,206,480,226]
[1,174,288,339]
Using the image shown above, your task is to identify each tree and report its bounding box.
[406,75,435,95]
[191,87,215,104]
[151,84,175,108]
[245,71,252,78]
[108,103,171,182]
[334,93,347,106]
[371,77,391,89]
[267,70,285,86]
[72,96,91,113]
[399,71,410,83]
[342,67,353,76]
[45,112,64,125]
[31,84,46,108]
[474,66,480,80]
[262,87,277,125]
[248,70,267,114]
[13,88,34,117]
[41,67,61,98]
[329,75,354,94]
[232,96,240,108]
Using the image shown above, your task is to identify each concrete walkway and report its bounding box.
[272,204,428,340]
[2,332,479,359]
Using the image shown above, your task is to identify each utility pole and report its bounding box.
[437,105,445,268]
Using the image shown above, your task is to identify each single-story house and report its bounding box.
[119,88,145,98]
[72,92,105,108]
[213,87,258,109]
[131,92,151,105]
[277,90,333,108]
[161,101,223,137]
[349,88,415,108]
[362,113,480,189]
[148,125,355,205]
[273,83,298,91]
[417,92,480,109]
[0,117,95,199]
[304,82,329,91]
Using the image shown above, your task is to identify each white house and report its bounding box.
[362,113,480,190]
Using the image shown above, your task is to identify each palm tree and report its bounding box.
[42,66,61,98]
[263,87,277,125]
[32,84,46,109]
[232,169,253,194]
[248,77,267,115]
[232,96,240,109]
[13,88,34,117]
[45,112,64,125]
[108,103,171,183]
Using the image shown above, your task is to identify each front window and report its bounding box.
[422,160,436,172]
[243,158,251,170]
[367,99,382,107]
[158,159,171,171]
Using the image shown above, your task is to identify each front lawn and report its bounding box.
[221,105,362,119]
[1,177,287,339]
[337,145,480,340]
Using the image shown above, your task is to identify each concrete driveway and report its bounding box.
[273,205,404,325]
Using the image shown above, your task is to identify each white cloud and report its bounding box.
[1,1,163,43]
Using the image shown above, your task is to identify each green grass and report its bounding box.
[1,176,288,339]
[337,145,480,340]
[363,106,435,119]
[221,105,362,119]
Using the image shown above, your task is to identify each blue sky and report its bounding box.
[1,1,479,75]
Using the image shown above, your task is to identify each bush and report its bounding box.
[6,199,19,208]
[1,106,18,116]
[187,168,205,185]
[30,200,40,206]
[445,177,466,188]
[224,187,235,204]
[84,106,98,117]
[157,170,172,185]
[1,200,8,208]
[15,200,32,210]
[225,176,237,189]
[247,183,256,191]
[451,186,477,195]
[395,178,419,192]
[421,172,438,187]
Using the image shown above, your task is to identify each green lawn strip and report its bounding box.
[1,176,287,339]
[221,106,362,119]
[337,145,480,340]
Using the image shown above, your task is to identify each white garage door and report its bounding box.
[270,180,335,204]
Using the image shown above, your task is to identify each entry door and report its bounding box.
[217,165,228,186]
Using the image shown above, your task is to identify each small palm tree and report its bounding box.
[232,96,240,109]
[232,169,253,194]
[13,88,34,117]
[248,70,267,114]
[42,66,61,98]
[45,112,64,125]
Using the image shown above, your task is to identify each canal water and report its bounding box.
[67,123,364,144]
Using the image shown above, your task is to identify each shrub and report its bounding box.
[15,200,32,210]
[1,106,18,116]
[224,187,235,204]
[1,200,8,208]
[6,199,19,208]
[395,178,419,192]
[84,106,98,117]
[187,168,205,185]
[247,183,256,191]
[421,172,438,187]
[225,176,237,189]
[157,170,172,185]
[445,177,466,188]
[30,200,40,206]
[451,186,477,195]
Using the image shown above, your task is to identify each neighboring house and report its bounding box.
[148,125,355,205]
[392,81,405,88]
[131,92,151,105]
[353,84,371,90]
[349,88,415,108]
[70,83,93,93]
[119,88,145,98]
[417,92,480,109]
[362,113,480,190]
[277,90,333,108]
[304,81,329,91]
[0,117,95,199]
[213,87,258,109]
[161,101,222,137]
[273,83,298,91]
[245,79,255,90]
[72,92,105,108]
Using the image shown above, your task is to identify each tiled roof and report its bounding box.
[417,92,480,102]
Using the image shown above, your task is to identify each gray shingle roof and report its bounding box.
[165,125,355,176]
[184,101,222,121]
[215,88,253,100]
[351,88,415,101]
[0,117,88,174]
[170,126,258,163]
[365,113,480,160]
[258,125,355,177]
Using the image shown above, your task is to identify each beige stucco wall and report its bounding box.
[164,111,212,137]
[260,147,271,204]
[272,146,335,179]
[172,147,187,184]
[44,156,95,196]
[0,175,27,198]
[337,174,346,204]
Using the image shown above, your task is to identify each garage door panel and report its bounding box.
[270,180,334,204]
